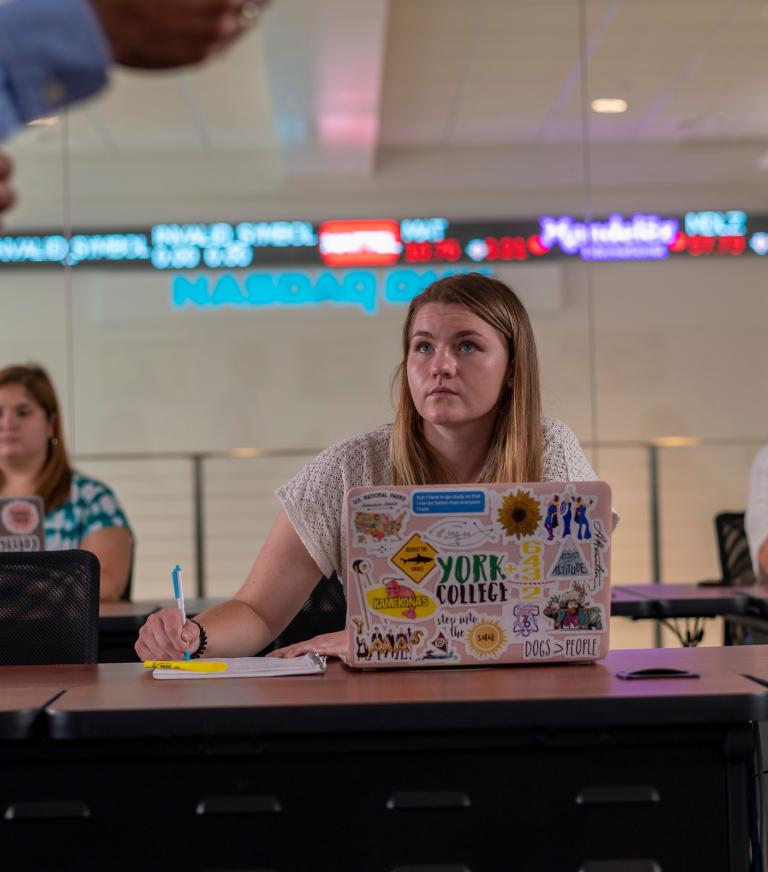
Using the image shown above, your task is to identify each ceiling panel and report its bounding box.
[5,0,768,222]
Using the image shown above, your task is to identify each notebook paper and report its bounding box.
[151,653,327,679]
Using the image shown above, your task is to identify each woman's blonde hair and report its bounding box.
[0,364,71,512]
[390,273,542,485]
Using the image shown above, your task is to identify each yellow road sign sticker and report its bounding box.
[391,533,438,584]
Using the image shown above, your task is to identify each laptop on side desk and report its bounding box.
[0,496,45,552]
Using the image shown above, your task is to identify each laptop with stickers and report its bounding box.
[0,496,45,552]
[345,481,611,668]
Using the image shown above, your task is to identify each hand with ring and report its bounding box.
[89,0,273,70]
[0,153,16,228]
[238,0,265,27]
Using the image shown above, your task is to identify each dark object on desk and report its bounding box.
[616,667,700,680]
[272,573,346,649]
[715,511,755,587]
[742,673,768,690]
[0,549,99,664]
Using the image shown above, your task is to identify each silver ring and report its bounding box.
[239,1,261,26]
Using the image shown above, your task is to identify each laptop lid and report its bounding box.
[0,496,46,552]
[346,481,611,669]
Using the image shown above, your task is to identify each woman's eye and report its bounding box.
[459,341,477,353]
[414,342,432,353]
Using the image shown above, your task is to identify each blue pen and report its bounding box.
[171,564,190,660]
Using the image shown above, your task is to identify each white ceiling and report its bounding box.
[6,0,768,224]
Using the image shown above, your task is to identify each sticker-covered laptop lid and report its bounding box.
[346,481,611,669]
[0,495,45,552]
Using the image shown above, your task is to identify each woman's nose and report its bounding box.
[431,348,457,376]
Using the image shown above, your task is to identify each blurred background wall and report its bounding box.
[2,0,766,647]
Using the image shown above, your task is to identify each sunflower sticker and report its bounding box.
[496,490,542,539]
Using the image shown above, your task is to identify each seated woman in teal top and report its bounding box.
[0,364,133,600]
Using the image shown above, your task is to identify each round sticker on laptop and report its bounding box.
[1,499,40,535]
[465,618,509,660]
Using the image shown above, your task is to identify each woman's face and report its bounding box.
[407,302,509,431]
[0,384,53,469]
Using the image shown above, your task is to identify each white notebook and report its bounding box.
[151,653,327,680]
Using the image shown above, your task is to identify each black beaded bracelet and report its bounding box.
[189,618,208,659]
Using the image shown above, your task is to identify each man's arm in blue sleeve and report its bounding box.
[0,0,111,141]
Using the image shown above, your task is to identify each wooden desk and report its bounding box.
[0,647,763,871]
[0,665,101,739]
[0,688,59,740]
[98,601,159,626]
[610,586,655,618]
[613,584,768,645]
[44,646,768,738]
[615,583,750,618]
[743,586,768,617]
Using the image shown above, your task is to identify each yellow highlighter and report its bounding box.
[144,660,228,673]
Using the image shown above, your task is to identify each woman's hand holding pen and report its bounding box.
[135,606,200,661]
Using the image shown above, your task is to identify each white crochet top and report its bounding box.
[275,418,604,585]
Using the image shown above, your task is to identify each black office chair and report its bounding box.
[713,512,759,646]
[0,549,100,664]
[715,512,755,587]
[120,545,135,602]
[272,573,346,650]
[660,512,756,647]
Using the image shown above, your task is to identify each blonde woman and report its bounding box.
[136,273,605,661]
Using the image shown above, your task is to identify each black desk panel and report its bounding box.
[0,649,764,870]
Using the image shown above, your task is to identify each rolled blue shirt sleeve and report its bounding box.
[0,0,111,140]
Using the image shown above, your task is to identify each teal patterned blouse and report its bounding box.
[44,472,132,550]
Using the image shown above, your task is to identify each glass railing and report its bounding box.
[74,437,765,603]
